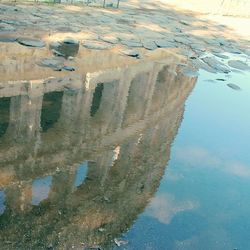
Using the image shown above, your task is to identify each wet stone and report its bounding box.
[17,37,46,48]
[227,83,241,91]
[228,60,250,71]
[82,40,112,50]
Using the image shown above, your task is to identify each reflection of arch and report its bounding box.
[150,65,171,113]
[90,83,104,117]
[122,72,150,128]
[41,91,63,132]
[0,97,10,138]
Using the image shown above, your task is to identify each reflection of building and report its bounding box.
[0,54,196,249]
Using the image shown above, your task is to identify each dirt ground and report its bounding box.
[0,0,249,80]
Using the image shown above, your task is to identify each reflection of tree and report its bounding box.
[0,58,196,249]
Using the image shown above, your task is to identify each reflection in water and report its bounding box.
[0,54,196,249]
[50,41,80,59]
[32,176,53,206]
[0,191,5,215]
[90,83,104,117]
[74,162,88,188]
[0,97,10,138]
[41,91,63,132]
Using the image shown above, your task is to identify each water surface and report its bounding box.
[0,49,249,250]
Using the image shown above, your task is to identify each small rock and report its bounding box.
[227,83,241,91]
[120,49,140,57]
[62,66,75,71]
[17,37,45,47]
[114,238,128,247]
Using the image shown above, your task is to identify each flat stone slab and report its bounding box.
[154,39,176,48]
[228,60,250,71]
[82,40,112,50]
[17,37,45,47]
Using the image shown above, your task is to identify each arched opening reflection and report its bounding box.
[41,91,63,132]
[90,83,104,117]
[0,97,10,138]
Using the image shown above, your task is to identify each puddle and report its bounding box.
[0,46,249,249]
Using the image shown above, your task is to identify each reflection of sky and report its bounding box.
[124,57,250,249]
[74,161,88,187]
[0,191,5,215]
[32,176,52,206]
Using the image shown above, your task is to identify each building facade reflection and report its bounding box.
[0,54,196,249]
